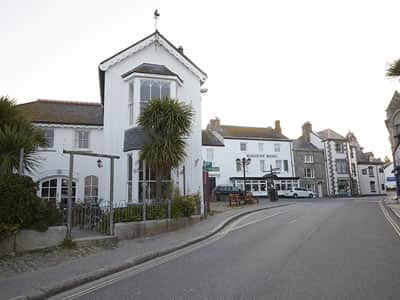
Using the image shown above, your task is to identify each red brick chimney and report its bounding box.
[274,120,282,134]
[208,117,221,130]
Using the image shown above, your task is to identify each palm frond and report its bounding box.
[386,59,400,77]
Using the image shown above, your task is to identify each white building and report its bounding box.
[202,118,298,196]
[308,129,359,196]
[18,31,207,211]
[384,162,396,190]
[357,159,386,195]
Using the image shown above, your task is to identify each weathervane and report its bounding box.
[154,9,160,31]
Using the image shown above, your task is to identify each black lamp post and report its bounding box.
[236,157,251,194]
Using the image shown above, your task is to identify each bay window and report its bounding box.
[140,79,171,115]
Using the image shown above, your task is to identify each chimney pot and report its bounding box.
[178,46,184,54]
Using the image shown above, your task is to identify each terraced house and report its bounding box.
[293,122,327,197]
[18,31,207,210]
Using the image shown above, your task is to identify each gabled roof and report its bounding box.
[293,137,322,151]
[386,90,400,113]
[121,63,183,82]
[202,130,224,146]
[98,31,207,104]
[219,125,289,140]
[17,100,104,126]
[316,129,346,141]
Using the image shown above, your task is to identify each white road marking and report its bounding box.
[379,201,400,238]
[288,219,297,224]
[53,209,289,300]
[229,211,286,232]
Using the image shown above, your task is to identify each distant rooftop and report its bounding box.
[317,129,346,141]
[219,125,289,140]
[17,99,104,126]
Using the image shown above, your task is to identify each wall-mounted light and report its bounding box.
[97,159,103,168]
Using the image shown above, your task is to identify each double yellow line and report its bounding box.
[379,201,400,238]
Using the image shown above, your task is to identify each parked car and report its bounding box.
[214,185,241,201]
[282,188,315,198]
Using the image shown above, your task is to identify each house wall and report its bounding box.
[103,42,203,204]
[202,138,295,195]
[29,124,106,203]
[357,164,386,195]
[293,149,327,197]
[384,163,396,189]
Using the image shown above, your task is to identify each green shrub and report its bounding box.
[0,174,61,238]
[171,194,198,218]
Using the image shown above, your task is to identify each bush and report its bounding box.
[0,174,61,239]
[172,194,198,218]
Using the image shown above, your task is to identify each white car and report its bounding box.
[283,188,315,198]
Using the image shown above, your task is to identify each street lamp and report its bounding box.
[236,157,251,194]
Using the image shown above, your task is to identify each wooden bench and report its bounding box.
[244,192,259,205]
[229,194,242,206]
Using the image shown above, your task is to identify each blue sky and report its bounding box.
[1,0,399,159]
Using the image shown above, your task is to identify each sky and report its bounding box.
[1,0,400,159]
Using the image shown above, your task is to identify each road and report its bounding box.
[53,197,400,300]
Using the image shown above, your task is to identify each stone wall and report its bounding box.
[114,216,201,240]
[0,226,67,257]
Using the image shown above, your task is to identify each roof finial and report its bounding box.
[154,9,160,31]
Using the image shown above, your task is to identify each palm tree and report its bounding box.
[386,59,400,77]
[0,96,46,175]
[138,97,193,201]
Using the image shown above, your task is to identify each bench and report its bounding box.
[229,194,242,206]
[244,192,259,205]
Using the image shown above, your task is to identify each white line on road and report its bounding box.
[228,211,286,232]
[53,209,288,300]
[379,201,400,238]
[288,219,297,224]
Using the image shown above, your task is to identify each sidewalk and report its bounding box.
[0,199,292,300]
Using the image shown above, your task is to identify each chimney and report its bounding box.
[178,46,184,54]
[208,117,221,131]
[302,121,312,142]
[274,120,282,134]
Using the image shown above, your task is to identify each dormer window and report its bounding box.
[140,79,171,114]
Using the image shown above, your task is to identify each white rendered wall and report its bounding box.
[357,164,386,195]
[29,124,105,203]
[103,42,203,204]
[202,138,295,187]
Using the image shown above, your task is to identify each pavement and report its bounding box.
[0,198,292,300]
[50,196,400,300]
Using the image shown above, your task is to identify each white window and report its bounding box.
[240,142,247,151]
[283,160,289,172]
[336,159,347,174]
[258,143,264,152]
[140,79,171,115]
[304,154,314,163]
[206,148,214,162]
[76,130,89,149]
[42,128,54,148]
[275,160,282,170]
[127,154,133,202]
[236,161,242,172]
[84,175,99,203]
[274,143,280,152]
[335,142,344,153]
[368,166,374,177]
[260,160,265,172]
[370,181,376,192]
[304,167,315,178]
[128,82,134,125]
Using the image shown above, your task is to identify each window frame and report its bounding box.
[274,143,280,152]
[240,142,247,152]
[76,130,90,149]
[42,128,55,148]
[139,79,171,115]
